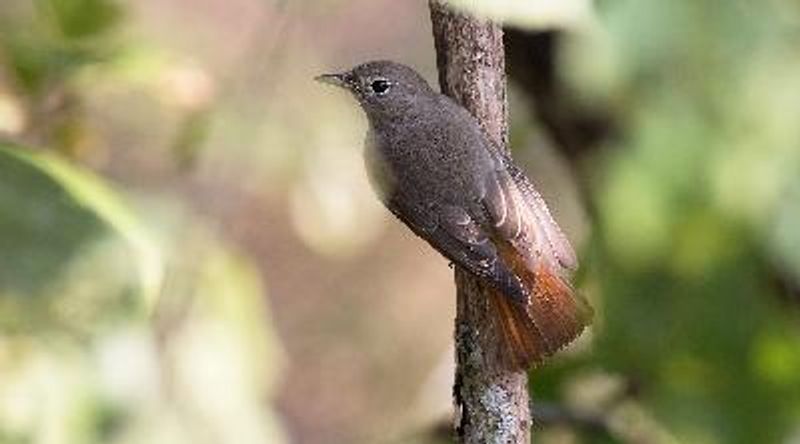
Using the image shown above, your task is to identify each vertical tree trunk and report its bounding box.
[428,2,531,443]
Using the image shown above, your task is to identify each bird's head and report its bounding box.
[316,60,434,121]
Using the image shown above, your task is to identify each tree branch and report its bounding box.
[429,3,530,443]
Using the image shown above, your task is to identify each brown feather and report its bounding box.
[490,240,592,369]
[487,286,545,370]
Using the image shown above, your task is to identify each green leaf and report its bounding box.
[0,144,162,307]
[37,0,123,40]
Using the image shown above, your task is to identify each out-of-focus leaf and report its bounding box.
[0,32,89,94]
[0,191,287,443]
[0,145,103,295]
[0,144,162,309]
[36,0,123,40]
[0,0,122,95]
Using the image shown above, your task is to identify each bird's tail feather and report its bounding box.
[488,260,592,370]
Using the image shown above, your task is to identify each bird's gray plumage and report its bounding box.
[317,60,589,368]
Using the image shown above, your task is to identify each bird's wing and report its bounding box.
[386,193,556,369]
[387,187,589,369]
[490,156,578,271]
[384,194,523,299]
[480,165,592,366]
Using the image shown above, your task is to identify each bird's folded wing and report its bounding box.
[481,167,592,366]
[386,194,526,302]
[488,159,577,271]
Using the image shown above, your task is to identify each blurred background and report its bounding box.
[1,0,799,443]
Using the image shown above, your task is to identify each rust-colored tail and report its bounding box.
[488,261,592,370]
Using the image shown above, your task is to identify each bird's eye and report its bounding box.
[370,79,391,95]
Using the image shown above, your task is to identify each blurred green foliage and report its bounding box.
[0,145,109,296]
[0,143,151,335]
[530,1,800,443]
[0,0,122,95]
[0,145,286,443]
[0,1,286,443]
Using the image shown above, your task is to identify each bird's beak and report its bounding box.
[315,72,348,89]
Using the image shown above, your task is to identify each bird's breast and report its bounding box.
[364,113,493,209]
[363,129,398,202]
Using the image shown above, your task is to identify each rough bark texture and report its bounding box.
[429,2,531,443]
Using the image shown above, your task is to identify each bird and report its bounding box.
[316,60,591,370]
